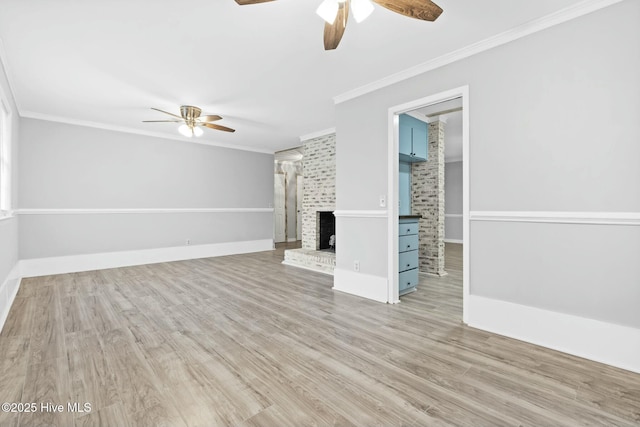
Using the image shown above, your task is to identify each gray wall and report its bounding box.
[445,161,462,241]
[335,1,640,328]
[19,118,274,259]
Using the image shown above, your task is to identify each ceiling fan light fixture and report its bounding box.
[144,106,235,134]
[178,124,193,137]
[316,0,339,24]
[351,0,374,23]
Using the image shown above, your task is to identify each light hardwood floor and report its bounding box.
[1,243,639,426]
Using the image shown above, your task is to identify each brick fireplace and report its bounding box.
[283,132,336,274]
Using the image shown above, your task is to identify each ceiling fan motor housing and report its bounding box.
[180,105,202,120]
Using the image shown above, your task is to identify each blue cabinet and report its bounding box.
[399,114,428,163]
[399,217,420,296]
[399,161,412,216]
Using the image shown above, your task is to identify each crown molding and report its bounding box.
[334,0,625,104]
[299,127,336,142]
[20,110,274,155]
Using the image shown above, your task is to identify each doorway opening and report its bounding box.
[274,147,304,245]
[387,86,469,324]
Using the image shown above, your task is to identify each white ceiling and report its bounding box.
[0,0,586,153]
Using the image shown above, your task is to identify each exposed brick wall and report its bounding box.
[412,120,446,275]
[301,133,336,250]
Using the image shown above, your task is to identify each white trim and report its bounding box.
[404,111,429,123]
[299,128,336,142]
[286,237,298,242]
[16,207,273,215]
[461,92,470,323]
[20,110,274,155]
[334,0,625,104]
[444,238,464,244]
[19,239,274,278]
[387,112,400,304]
[445,213,463,219]
[426,115,448,124]
[0,83,12,213]
[333,210,387,218]
[470,211,640,226]
[468,295,640,374]
[0,262,21,333]
[0,211,15,221]
[387,85,470,322]
[333,268,388,303]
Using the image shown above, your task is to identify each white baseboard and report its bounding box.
[286,237,299,242]
[0,263,22,333]
[333,268,388,303]
[468,295,640,374]
[444,238,464,244]
[19,239,274,278]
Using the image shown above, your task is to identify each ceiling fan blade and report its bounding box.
[324,0,350,50]
[373,0,443,21]
[198,115,223,123]
[235,0,276,4]
[200,122,236,133]
[150,107,183,119]
[142,119,182,123]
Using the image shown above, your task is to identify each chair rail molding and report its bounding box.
[333,210,388,218]
[470,211,640,226]
[16,207,274,215]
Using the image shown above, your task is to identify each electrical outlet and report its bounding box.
[186,239,191,245]
[354,260,360,272]
[379,195,386,208]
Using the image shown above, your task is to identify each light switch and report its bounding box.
[379,195,386,208]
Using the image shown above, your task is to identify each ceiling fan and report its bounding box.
[234,0,443,50]
[143,105,235,137]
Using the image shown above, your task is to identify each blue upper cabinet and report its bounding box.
[399,114,413,158]
[399,114,428,163]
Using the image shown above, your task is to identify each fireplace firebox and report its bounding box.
[317,211,335,251]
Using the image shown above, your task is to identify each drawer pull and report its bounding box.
[407,245,411,249]
[406,264,411,267]
[406,228,411,233]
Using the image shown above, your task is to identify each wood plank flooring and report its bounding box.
[1,243,639,426]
